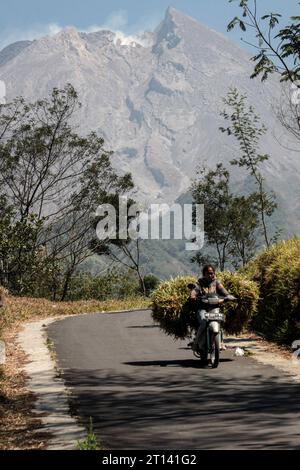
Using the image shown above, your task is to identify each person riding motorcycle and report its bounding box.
[189,264,229,352]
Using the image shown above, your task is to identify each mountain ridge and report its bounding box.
[0,7,299,237]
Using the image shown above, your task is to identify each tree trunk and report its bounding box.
[137,270,146,296]
[60,269,74,301]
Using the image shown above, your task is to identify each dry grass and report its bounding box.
[151,274,259,339]
[0,328,49,450]
[0,292,150,449]
[1,294,150,334]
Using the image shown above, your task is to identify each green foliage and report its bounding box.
[0,199,49,295]
[143,274,160,296]
[77,418,101,451]
[90,197,145,295]
[220,88,277,248]
[191,163,259,270]
[242,237,300,344]
[227,194,259,268]
[151,274,259,339]
[66,269,140,301]
[228,0,300,83]
[0,85,134,299]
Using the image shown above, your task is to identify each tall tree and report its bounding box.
[220,88,277,248]
[191,163,259,270]
[228,194,259,267]
[0,85,134,297]
[90,197,146,296]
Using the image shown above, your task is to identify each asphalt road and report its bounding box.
[48,310,300,450]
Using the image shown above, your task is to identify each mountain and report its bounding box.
[0,40,33,66]
[0,7,299,276]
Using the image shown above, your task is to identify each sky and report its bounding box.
[0,0,299,51]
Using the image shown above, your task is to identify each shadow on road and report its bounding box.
[124,358,233,368]
[41,364,300,450]
[46,313,300,449]
[127,325,159,329]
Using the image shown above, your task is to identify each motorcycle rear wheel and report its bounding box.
[199,351,208,365]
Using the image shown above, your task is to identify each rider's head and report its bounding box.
[202,264,216,281]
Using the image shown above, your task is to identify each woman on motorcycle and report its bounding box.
[189,264,229,351]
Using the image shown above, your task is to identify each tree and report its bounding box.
[0,195,45,294]
[228,0,300,83]
[90,198,147,296]
[101,239,146,296]
[191,164,233,271]
[220,88,277,248]
[228,194,259,267]
[0,85,134,298]
[275,84,300,147]
[191,163,259,270]
[143,274,160,297]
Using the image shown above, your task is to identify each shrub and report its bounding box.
[77,418,101,450]
[67,269,140,301]
[151,273,259,339]
[143,274,160,297]
[242,237,300,344]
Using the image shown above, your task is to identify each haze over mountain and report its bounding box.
[0,6,299,241]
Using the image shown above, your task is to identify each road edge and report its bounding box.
[17,318,86,450]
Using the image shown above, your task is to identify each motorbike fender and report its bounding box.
[209,321,220,334]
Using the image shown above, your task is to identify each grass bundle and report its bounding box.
[218,272,259,335]
[151,273,259,339]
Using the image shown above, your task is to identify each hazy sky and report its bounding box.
[0,0,299,51]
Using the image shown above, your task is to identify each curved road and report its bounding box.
[48,310,300,450]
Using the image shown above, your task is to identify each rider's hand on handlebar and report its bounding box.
[225,295,237,301]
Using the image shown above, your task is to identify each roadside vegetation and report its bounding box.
[76,418,103,451]
[242,237,300,344]
[0,288,149,450]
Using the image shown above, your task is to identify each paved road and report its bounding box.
[48,310,300,450]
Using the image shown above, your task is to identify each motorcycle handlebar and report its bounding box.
[201,295,237,304]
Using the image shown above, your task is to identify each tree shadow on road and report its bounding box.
[44,363,300,450]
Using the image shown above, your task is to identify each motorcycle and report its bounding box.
[188,285,236,368]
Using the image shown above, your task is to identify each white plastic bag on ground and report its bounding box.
[234,347,245,357]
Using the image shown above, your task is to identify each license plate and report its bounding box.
[205,313,224,321]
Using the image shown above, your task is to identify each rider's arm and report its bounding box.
[216,280,229,297]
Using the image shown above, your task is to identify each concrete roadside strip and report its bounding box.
[18,318,86,450]
[225,335,300,383]
[17,315,300,450]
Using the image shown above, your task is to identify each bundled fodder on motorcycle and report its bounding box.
[151,274,259,340]
[151,276,197,339]
[217,272,259,335]
[242,237,300,344]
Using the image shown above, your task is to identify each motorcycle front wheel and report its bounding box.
[210,333,220,369]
